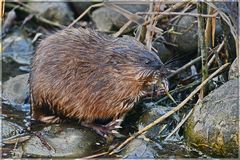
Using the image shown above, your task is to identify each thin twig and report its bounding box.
[138,11,217,18]
[206,2,239,57]
[109,63,229,155]
[80,151,109,159]
[104,3,144,25]
[208,41,224,67]
[164,108,193,141]
[68,3,104,28]
[205,7,214,48]
[167,56,201,79]
[1,0,5,18]
[5,3,64,28]
[145,2,155,51]
[170,3,193,23]
[198,2,208,99]
[143,2,189,26]
[113,20,132,37]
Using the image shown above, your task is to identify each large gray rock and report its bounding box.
[92,4,148,32]
[152,40,173,63]
[3,30,33,65]
[21,124,103,158]
[228,58,239,80]
[185,79,239,158]
[136,102,178,140]
[28,1,74,25]
[165,9,222,55]
[165,9,198,55]
[70,2,95,16]
[2,74,29,105]
[120,138,160,159]
[1,119,23,142]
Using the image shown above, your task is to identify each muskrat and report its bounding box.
[30,27,168,136]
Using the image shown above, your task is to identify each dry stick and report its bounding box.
[68,3,104,28]
[206,2,239,57]
[138,11,217,18]
[15,0,35,12]
[147,26,163,34]
[80,151,109,159]
[109,63,229,155]
[145,2,154,51]
[170,3,193,23]
[167,56,201,79]
[143,2,189,26]
[136,1,188,42]
[1,0,5,18]
[5,3,64,28]
[113,20,132,37]
[211,12,217,46]
[205,7,214,48]
[198,2,208,99]
[104,3,145,25]
[148,2,161,51]
[164,108,193,141]
[208,41,224,67]
[113,11,164,38]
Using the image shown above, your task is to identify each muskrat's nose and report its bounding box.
[151,60,164,70]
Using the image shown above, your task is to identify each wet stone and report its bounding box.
[92,4,148,32]
[136,102,177,140]
[70,2,95,16]
[165,9,198,55]
[164,9,221,55]
[228,58,239,80]
[120,138,160,159]
[2,30,33,65]
[28,1,74,25]
[1,119,24,143]
[21,124,104,158]
[2,74,29,105]
[152,40,173,63]
[185,79,239,158]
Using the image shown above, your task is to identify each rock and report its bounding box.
[2,58,23,82]
[21,124,103,158]
[70,2,95,16]
[3,30,33,65]
[136,102,177,140]
[92,4,148,32]
[1,119,24,142]
[28,1,74,25]
[152,40,173,63]
[120,137,206,158]
[91,7,115,32]
[164,9,222,55]
[228,58,239,80]
[2,74,29,105]
[120,138,160,158]
[3,10,17,33]
[164,9,198,55]
[214,2,238,31]
[185,79,239,158]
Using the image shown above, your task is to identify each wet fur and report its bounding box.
[30,27,165,124]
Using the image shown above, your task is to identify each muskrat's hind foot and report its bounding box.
[81,119,124,138]
[36,115,62,124]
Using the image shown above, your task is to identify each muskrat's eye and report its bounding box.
[145,59,150,64]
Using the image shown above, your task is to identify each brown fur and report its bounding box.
[30,27,166,124]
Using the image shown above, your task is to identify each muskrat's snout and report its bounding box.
[152,64,169,94]
[146,57,164,70]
